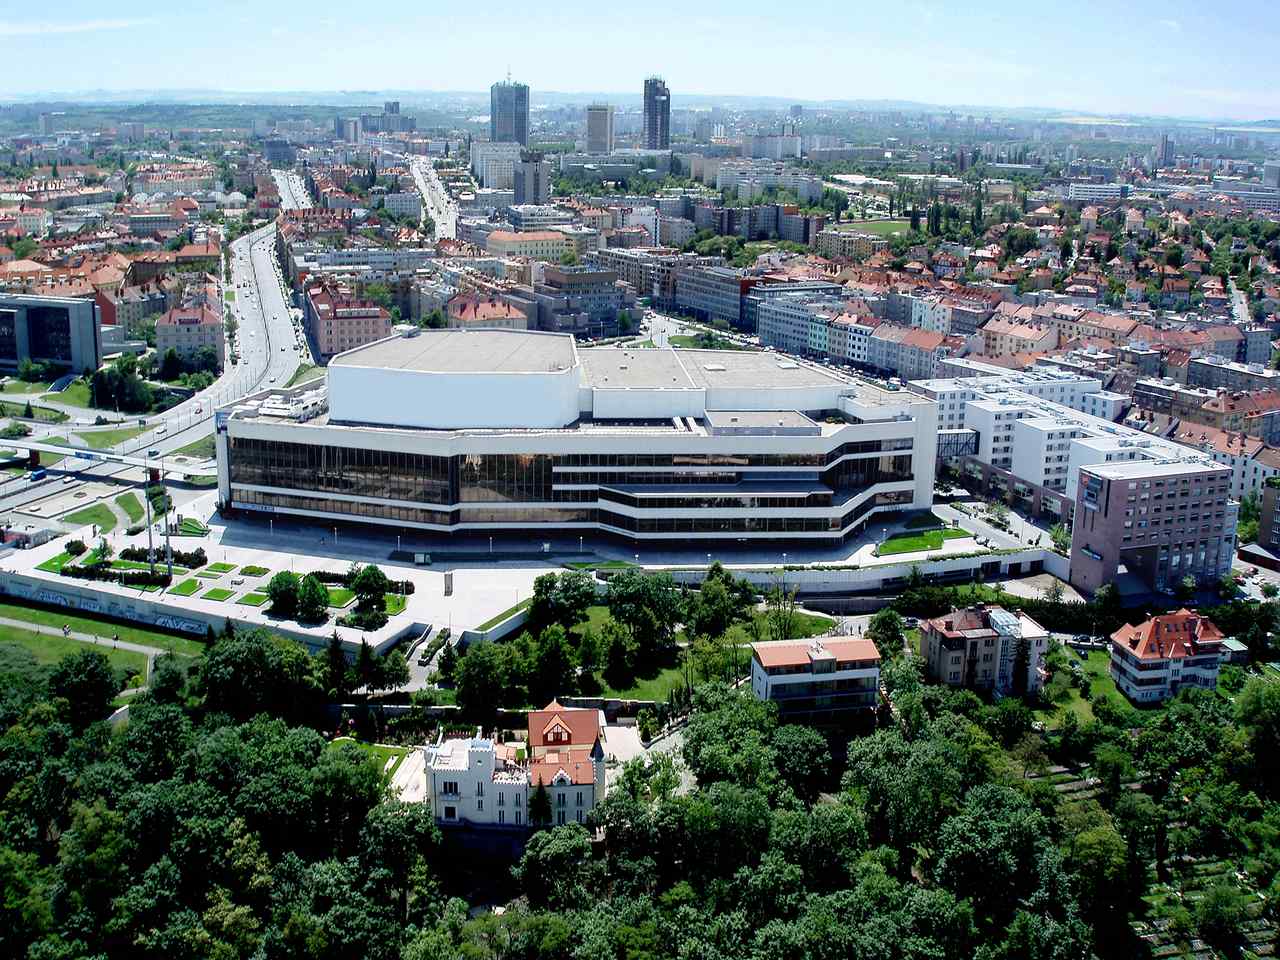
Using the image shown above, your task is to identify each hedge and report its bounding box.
[121,545,207,569]
[305,568,414,595]
[59,564,172,588]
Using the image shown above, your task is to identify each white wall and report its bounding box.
[328,364,582,429]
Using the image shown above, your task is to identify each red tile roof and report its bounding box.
[1110,610,1224,661]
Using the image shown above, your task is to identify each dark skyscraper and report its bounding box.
[490,79,529,146]
[643,76,670,150]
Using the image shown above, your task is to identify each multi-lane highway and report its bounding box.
[411,157,457,239]
[273,169,312,211]
[1,221,304,516]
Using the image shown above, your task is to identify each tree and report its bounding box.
[374,651,410,694]
[48,649,121,729]
[607,570,682,664]
[531,624,576,703]
[1196,881,1246,952]
[867,608,906,661]
[324,631,349,700]
[1011,634,1031,698]
[1176,574,1197,603]
[514,824,597,908]
[297,574,329,623]
[455,641,508,725]
[771,725,830,805]
[159,347,183,381]
[351,564,390,614]
[1049,522,1071,554]
[529,778,553,828]
[266,571,300,618]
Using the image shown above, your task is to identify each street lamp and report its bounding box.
[489,536,493,554]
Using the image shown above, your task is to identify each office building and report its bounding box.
[920,605,1046,695]
[215,329,938,543]
[586,104,615,155]
[1071,459,1236,595]
[490,80,530,146]
[0,293,101,374]
[1110,610,1224,703]
[749,636,880,719]
[643,77,671,150]
[1264,160,1280,190]
[513,151,552,205]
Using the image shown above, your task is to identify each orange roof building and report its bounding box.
[1110,610,1225,703]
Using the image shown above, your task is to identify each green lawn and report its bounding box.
[330,737,408,778]
[110,559,189,575]
[37,551,75,573]
[224,289,236,302]
[876,528,970,556]
[0,599,206,657]
[385,593,407,615]
[202,588,234,602]
[0,625,148,676]
[241,565,270,577]
[63,502,117,534]
[237,593,269,607]
[115,492,144,523]
[326,587,356,608]
[0,399,68,422]
[564,560,637,571]
[173,435,216,460]
[169,579,201,597]
[904,510,945,529]
[285,364,323,387]
[476,598,532,631]
[2,379,50,395]
[49,381,94,409]
[208,562,237,574]
[72,426,146,450]
[837,219,911,237]
[1034,649,1148,729]
[178,518,209,537]
[599,655,688,701]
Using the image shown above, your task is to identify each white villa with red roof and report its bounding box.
[419,701,605,830]
[1109,609,1225,703]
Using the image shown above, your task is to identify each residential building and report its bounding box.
[814,230,888,261]
[920,605,1047,695]
[303,283,393,358]
[1110,610,1224,703]
[1187,356,1280,393]
[490,80,530,146]
[155,305,224,370]
[446,293,529,330]
[643,77,671,150]
[383,192,422,219]
[749,636,881,719]
[485,230,573,261]
[506,265,633,338]
[586,104,615,154]
[215,329,938,543]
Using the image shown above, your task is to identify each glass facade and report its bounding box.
[0,309,16,362]
[227,435,917,539]
[26,306,71,363]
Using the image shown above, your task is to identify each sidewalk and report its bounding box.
[0,614,163,677]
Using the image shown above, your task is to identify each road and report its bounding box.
[411,158,456,240]
[1,222,304,517]
[1229,277,1252,326]
[273,169,312,211]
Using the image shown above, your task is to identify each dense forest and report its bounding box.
[4,582,1280,959]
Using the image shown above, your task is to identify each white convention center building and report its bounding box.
[215,329,937,542]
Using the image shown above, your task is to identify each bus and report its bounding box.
[29,469,46,481]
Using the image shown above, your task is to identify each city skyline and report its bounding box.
[4,0,1280,121]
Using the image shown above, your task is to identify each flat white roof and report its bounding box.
[332,329,576,374]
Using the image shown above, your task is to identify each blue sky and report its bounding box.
[3,1,1279,120]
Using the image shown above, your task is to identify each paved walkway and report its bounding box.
[0,614,165,679]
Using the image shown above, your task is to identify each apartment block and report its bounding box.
[1110,610,1224,703]
[750,636,881,719]
[920,605,1046,695]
